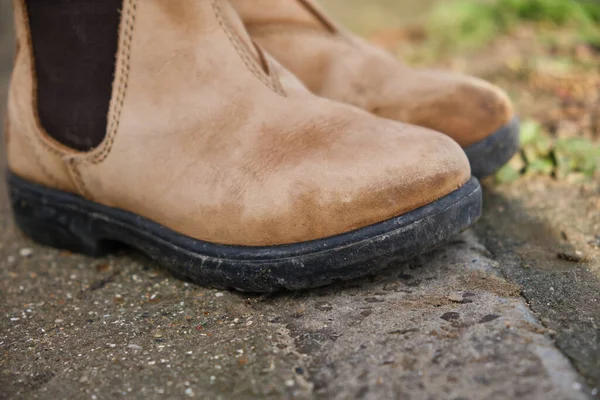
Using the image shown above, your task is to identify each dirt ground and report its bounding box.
[1,1,599,399]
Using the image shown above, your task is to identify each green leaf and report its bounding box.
[519,119,543,147]
[496,164,521,183]
[526,157,555,176]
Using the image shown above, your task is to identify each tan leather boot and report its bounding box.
[7,0,480,292]
[230,0,520,179]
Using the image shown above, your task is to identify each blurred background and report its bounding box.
[316,1,600,302]
[319,0,600,184]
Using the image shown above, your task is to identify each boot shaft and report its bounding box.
[25,0,122,151]
[6,0,291,195]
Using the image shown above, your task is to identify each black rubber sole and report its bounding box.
[8,172,482,292]
[465,117,520,179]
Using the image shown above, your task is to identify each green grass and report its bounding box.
[400,1,600,184]
[495,120,600,183]
[427,0,600,52]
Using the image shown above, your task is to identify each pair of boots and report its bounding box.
[6,0,519,292]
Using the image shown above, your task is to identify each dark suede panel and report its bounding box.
[26,0,122,151]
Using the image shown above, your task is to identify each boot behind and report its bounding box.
[230,0,520,178]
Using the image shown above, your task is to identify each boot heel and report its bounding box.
[10,187,118,257]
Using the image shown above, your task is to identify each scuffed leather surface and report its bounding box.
[231,0,515,147]
[8,0,470,246]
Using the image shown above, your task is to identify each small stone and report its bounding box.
[19,248,33,257]
[292,307,305,318]
[479,314,501,323]
[440,312,460,321]
[360,309,372,317]
[448,294,464,303]
[284,379,295,387]
[95,263,110,272]
[364,297,385,303]
[184,388,194,397]
[315,301,333,311]
[451,293,474,304]
[383,282,399,291]
[215,292,224,297]
[398,273,413,280]
[388,328,418,335]
[557,251,586,262]
[381,356,395,365]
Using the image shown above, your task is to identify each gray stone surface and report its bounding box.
[477,183,600,388]
[1,215,591,399]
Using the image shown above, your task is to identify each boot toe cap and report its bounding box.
[379,70,515,148]
[241,115,472,246]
